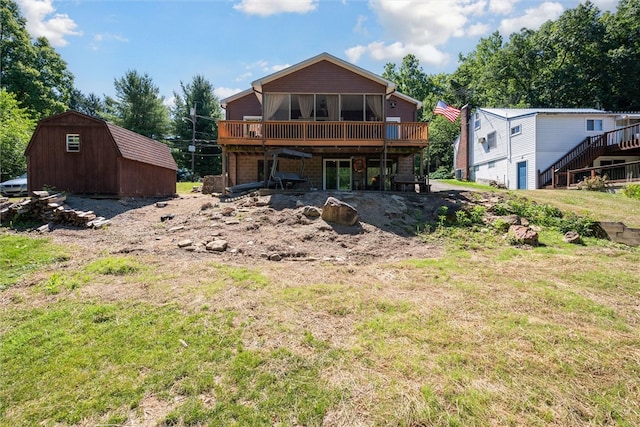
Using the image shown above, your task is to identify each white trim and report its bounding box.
[66,133,80,152]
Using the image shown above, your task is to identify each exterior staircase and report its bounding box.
[538,123,640,188]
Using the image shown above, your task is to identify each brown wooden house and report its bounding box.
[218,52,428,191]
[25,111,178,197]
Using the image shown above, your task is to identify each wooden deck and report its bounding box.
[539,123,640,188]
[218,120,428,148]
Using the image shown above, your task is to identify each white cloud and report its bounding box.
[215,87,244,100]
[489,0,517,15]
[349,41,449,67]
[17,0,82,47]
[369,0,475,46]
[499,2,564,35]
[348,0,496,67]
[269,63,290,73]
[234,72,253,82]
[233,0,318,16]
[345,45,368,63]
[90,33,128,51]
[467,22,490,37]
[353,15,369,37]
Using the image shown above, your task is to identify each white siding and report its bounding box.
[469,110,508,167]
[472,158,509,186]
[535,114,616,173]
[469,110,537,189]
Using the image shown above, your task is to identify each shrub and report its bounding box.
[578,175,609,191]
[622,184,640,200]
[429,166,453,180]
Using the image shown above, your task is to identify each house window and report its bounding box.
[586,119,603,131]
[488,161,496,168]
[66,134,80,152]
[510,124,521,136]
[474,112,481,130]
[487,131,497,150]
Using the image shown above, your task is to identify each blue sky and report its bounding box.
[17,0,619,105]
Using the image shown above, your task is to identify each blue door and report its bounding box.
[517,161,527,189]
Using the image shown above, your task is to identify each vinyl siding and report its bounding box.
[535,114,616,173]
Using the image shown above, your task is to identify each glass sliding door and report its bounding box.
[323,159,352,190]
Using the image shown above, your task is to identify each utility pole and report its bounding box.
[185,105,197,180]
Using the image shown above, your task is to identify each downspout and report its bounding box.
[254,88,268,187]
[506,115,512,189]
[382,88,396,191]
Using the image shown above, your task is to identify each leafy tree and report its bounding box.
[451,31,507,107]
[0,0,31,89]
[0,1,74,118]
[171,74,223,177]
[112,70,170,139]
[601,0,640,109]
[0,89,35,181]
[382,54,432,103]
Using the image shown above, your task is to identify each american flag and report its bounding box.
[433,100,461,123]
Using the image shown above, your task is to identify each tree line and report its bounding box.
[2,0,639,181]
[383,0,640,177]
[0,0,222,181]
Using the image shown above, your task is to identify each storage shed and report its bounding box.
[25,111,177,197]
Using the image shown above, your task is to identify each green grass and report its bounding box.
[176,181,200,194]
[0,234,69,289]
[2,190,640,426]
[436,178,497,191]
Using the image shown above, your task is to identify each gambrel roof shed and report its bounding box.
[25,111,177,197]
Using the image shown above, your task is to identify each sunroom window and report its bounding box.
[264,93,384,121]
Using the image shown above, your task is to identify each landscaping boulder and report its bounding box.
[563,231,582,244]
[321,197,358,226]
[302,206,321,218]
[508,225,539,246]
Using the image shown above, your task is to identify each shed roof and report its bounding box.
[27,111,177,171]
[105,122,177,170]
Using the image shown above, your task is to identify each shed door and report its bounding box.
[517,161,527,189]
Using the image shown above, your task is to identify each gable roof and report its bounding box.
[28,111,177,171]
[221,52,422,109]
[479,107,611,120]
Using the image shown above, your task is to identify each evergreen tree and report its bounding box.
[172,75,223,178]
[112,70,170,139]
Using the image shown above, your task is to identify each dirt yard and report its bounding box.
[36,186,480,266]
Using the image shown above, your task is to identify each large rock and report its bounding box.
[508,225,539,246]
[563,231,582,244]
[321,197,358,226]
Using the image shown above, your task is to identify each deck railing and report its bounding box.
[218,120,428,142]
[567,159,640,187]
[538,123,640,188]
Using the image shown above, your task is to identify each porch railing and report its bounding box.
[538,123,640,188]
[218,120,428,143]
[566,159,640,187]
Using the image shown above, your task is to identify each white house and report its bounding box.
[455,107,640,189]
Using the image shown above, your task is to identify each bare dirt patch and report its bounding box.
[32,188,479,266]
